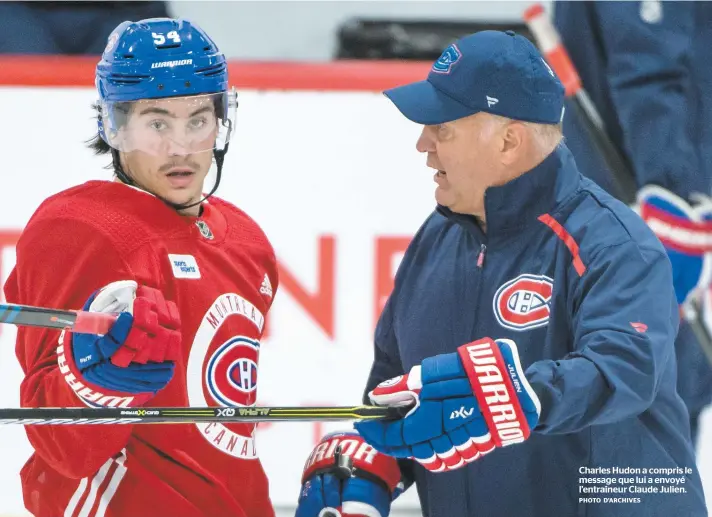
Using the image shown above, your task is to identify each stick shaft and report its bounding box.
[0,303,117,334]
[0,307,406,422]
[0,405,400,425]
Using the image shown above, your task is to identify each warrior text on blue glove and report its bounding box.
[356,338,540,473]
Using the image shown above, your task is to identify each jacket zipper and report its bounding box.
[476,243,487,268]
[466,240,487,517]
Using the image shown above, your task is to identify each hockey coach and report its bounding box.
[295,30,708,517]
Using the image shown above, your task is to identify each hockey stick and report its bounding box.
[0,302,116,334]
[0,405,405,425]
[523,3,712,364]
[0,303,409,423]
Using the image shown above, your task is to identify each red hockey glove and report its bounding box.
[60,280,181,407]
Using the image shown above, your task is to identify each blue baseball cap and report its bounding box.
[384,30,565,125]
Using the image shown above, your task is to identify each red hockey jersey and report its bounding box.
[5,181,279,517]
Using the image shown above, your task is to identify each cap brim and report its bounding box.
[383,80,478,125]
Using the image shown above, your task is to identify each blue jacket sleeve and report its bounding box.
[363,295,416,491]
[364,299,403,397]
[526,240,678,433]
[594,1,703,197]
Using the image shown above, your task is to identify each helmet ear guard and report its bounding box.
[96,97,133,153]
[97,113,107,145]
[95,77,110,145]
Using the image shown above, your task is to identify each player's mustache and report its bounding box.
[158,160,201,173]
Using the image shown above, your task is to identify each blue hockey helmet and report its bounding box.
[95,18,237,157]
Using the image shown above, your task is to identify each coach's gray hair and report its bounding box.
[523,120,564,151]
[480,113,563,153]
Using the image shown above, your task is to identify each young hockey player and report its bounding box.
[6,17,278,517]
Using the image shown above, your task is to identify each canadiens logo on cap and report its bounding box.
[431,43,462,74]
[493,274,553,331]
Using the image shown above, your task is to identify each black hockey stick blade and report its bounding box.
[0,303,117,334]
[0,405,409,425]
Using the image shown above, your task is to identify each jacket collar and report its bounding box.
[437,143,581,236]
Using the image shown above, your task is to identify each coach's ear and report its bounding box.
[503,119,525,152]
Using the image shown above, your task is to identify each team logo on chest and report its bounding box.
[186,293,265,460]
[206,337,259,407]
[493,274,553,331]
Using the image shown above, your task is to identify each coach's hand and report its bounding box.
[355,338,540,473]
[296,430,403,517]
[66,280,181,399]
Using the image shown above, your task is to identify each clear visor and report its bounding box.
[100,90,237,156]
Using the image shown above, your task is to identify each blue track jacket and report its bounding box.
[364,144,707,517]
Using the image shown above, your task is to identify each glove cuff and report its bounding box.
[302,431,402,494]
[57,330,152,408]
[638,186,712,255]
[457,338,532,447]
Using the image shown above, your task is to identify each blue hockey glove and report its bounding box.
[64,280,182,403]
[296,430,404,517]
[356,338,540,473]
[638,186,712,304]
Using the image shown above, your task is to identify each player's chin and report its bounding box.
[160,187,202,207]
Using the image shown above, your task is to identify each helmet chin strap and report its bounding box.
[111,146,228,213]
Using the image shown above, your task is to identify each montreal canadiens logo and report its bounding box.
[377,375,403,388]
[206,336,260,407]
[493,274,553,331]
